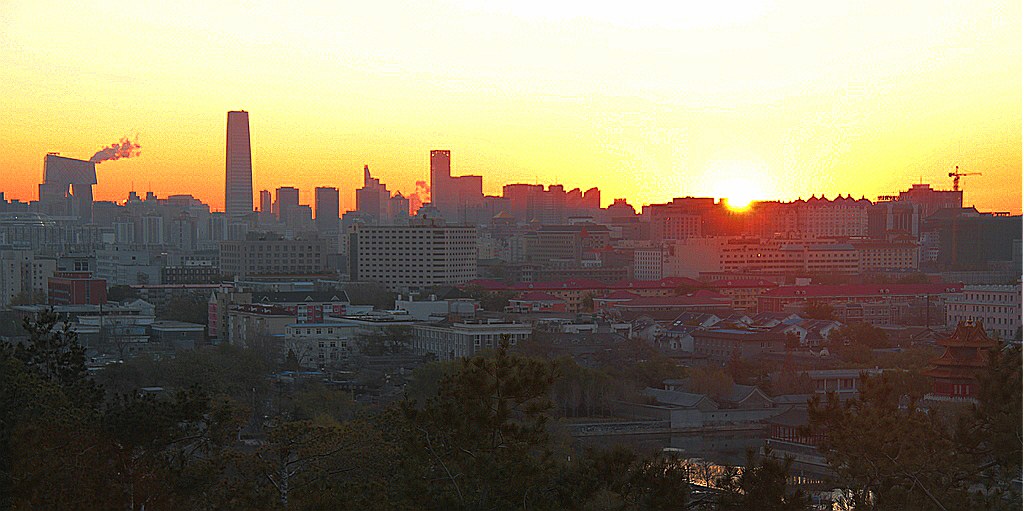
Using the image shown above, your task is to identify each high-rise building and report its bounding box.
[39,154,97,223]
[430,149,451,204]
[355,166,410,224]
[274,187,300,223]
[225,110,253,219]
[259,190,272,214]
[349,224,478,292]
[315,187,340,232]
[429,150,483,222]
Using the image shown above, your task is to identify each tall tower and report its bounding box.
[225,110,253,219]
[430,149,450,211]
[315,186,340,232]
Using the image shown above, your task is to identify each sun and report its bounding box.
[715,175,762,211]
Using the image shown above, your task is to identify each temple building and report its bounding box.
[923,320,998,401]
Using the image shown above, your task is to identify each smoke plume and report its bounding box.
[90,136,141,163]
[407,180,431,213]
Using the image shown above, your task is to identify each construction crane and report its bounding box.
[948,166,981,192]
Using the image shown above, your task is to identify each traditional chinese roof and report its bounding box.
[514,291,564,302]
[923,321,996,380]
[936,320,998,349]
[762,283,963,298]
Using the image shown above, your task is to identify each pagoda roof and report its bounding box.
[928,348,990,369]
[922,366,982,380]
[936,321,998,348]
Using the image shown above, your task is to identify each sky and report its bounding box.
[1,0,1020,214]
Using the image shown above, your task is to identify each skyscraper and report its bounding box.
[274,187,300,223]
[259,190,272,213]
[225,110,253,219]
[429,150,451,212]
[315,187,340,232]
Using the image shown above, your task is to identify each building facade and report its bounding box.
[225,110,254,220]
[945,284,1022,342]
[349,224,478,292]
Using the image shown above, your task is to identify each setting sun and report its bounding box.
[706,162,771,211]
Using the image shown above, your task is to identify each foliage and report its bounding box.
[716,445,811,510]
[955,346,1023,506]
[355,325,412,356]
[687,366,736,401]
[550,357,618,417]
[596,337,686,389]
[342,282,395,309]
[107,284,140,303]
[807,373,992,510]
[9,289,47,305]
[830,322,891,349]
[400,337,560,509]
[96,342,274,403]
[802,301,835,320]
[160,294,209,325]
[555,446,691,509]
[404,359,457,406]
[461,285,516,312]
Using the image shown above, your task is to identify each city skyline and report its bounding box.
[0,1,1019,214]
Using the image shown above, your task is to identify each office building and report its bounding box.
[274,187,300,223]
[219,235,328,278]
[225,110,254,219]
[315,187,340,233]
[47,271,107,305]
[429,150,483,222]
[945,284,1022,342]
[356,166,409,224]
[259,190,272,214]
[39,154,97,223]
[349,224,478,292]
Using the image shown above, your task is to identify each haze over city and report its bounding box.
[1,0,1020,213]
[0,2,1021,510]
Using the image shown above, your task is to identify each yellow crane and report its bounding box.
[948,166,981,192]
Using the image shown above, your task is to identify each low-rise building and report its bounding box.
[691,328,789,363]
[508,291,568,313]
[220,234,328,278]
[283,322,360,368]
[945,284,1022,342]
[412,318,531,360]
[758,283,964,316]
[47,271,107,305]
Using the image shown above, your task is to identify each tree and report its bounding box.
[355,326,412,356]
[807,374,978,510]
[107,285,140,303]
[555,447,691,510]
[342,282,395,310]
[400,337,560,509]
[803,301,835,320]
[830,322,891,349]
[687,366,735,401]
[716,445,811,510]
[161,294,209,325]
[955,345,1023,507]
[9,289,46,305]
[14,309,102,407]
[461,285,515,312]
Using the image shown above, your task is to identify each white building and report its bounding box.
[633,247,666,281]
[284,323,360,367]
[394,294,478,321]
[349,224,478,292]
[946,284,1022,342]
[412,318,532,360]
[664,237,860,278]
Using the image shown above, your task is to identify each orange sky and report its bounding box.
[1,1,1020,214]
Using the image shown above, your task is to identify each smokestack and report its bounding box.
[90,136,141,163]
